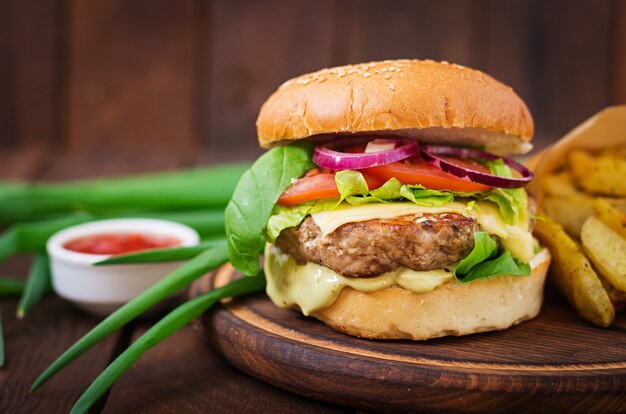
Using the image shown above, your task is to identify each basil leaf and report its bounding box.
[455,231,531,283]
[225,143,314,275]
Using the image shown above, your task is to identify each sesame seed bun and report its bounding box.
[313,249,550,340]
[256,59,534,155]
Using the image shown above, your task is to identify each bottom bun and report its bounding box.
[313,249,551,340]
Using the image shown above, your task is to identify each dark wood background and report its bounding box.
[1,0,625,159]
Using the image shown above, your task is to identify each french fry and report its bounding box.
[543,196,595,239]
[581,216,626,294]
[569,149,626,196]
[541,171,581,198]
[534,217,614,327]
[592,199,626,240]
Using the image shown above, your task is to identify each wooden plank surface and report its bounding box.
[609,0,626,104]
[0,149,125,413]
[527,0,611,137]
[196,267,626,414]
[66,0,196,152]
[3,0,626,154]
[202,0,335,155]
[0,0,62,148]
[344,0,474,65]
[0,0,17,147]
[102,325,343,414]
[0,149,189,413]
[0,148,337,413]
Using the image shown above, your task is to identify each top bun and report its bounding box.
[257,59,534,155]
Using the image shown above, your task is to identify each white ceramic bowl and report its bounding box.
[47,218,200,315]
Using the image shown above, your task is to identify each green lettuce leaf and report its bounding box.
[335,170,369,200]
[265,198,337,243]
[454,231,531,283]
[480,159,527,225]
[265,203,314,242]
[335,171,456,207]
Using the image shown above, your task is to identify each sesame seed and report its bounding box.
[381,68,388,72]
[388,84,396,91]
[384,73,391,79]
[363,72,371,77]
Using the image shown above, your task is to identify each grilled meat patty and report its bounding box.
[275,213,478,278]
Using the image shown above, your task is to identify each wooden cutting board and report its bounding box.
[190,264,626,414]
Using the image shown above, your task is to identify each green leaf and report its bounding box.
[455,231,530,283]
[17,254,51,318]
[265,204,314,243]
[459,250,530,283]
[265,171,468,235]
[399,185,454,206]
[454,232,498,276]
[94,241,221,265]
[225,143,314,275]
[335,170,370,200]
[369,177,403,199]
[481,159,528,225]
[69,273,266,414]
[30,241,230,393]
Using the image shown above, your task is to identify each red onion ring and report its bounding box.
[420,145,533,188]
[312,138,419,170]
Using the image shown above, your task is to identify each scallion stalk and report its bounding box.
[69,273,265,414]
[0,164,249,225]
[30,241,230,393]
[17,254,51,318]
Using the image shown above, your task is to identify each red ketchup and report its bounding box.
[64,233,181,255]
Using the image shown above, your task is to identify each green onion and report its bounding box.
[17,254,51,318]
[0,214,94,263]
[0,277,26,296]
[0,228,20,265]
[95,240,222,266]
[0,164,249,225]
[69,273,265,414]
[0,209,226,265]
[30,241,230,393]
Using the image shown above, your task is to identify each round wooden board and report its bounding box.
[190,264,626,414]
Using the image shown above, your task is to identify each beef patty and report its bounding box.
[275,213,478,278]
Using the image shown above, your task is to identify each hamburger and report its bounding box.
[228,59,551,340]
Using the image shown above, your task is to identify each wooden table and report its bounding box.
[0,147,347,414]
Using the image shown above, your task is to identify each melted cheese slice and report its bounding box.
[264,244,454,315]
[311,201,534,263]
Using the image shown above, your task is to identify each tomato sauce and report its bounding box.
[64,233,181,255]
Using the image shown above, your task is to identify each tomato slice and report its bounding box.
[363,158,492,192]
[277,173,385,207]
